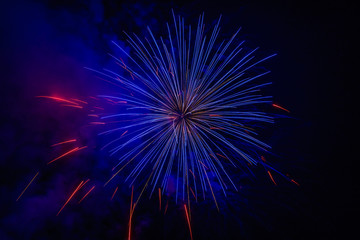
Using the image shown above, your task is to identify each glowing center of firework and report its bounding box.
[172,108,192,125]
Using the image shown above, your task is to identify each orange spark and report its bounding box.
[16,172,39,201]
[272,103,290,113]
[184,204,193,240]
[111,186,118,201]
[57,180,85,216]
[36,96,79,105]
[209,114,221,117]
[51,139,77,147]
[261,156,266,162]
[267,170,277,185]
[47,146,87,165]
[78,186,95,204]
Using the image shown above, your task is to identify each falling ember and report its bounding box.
[57,180,86,216]
[47,146,87,165]
[16,172,39,201]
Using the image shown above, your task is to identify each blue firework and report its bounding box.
[89,12,276,208]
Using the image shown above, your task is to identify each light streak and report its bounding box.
[16,172,39,201]
[158,188,162,211]
[36,96,79,105]
[267,170,277,185]
[47,146,87,165]
[272,103,290,113]
[111,186,118,201]
[78,186,95,204]
[184,204,193,240]
[57,180,86,216]
[51,139,77,147]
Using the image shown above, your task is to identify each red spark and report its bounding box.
[89,122,106,125]
[78,186,95,204]
[61,104,83,109]
[111,186,118,201]
[51,139,77,147]
[210,127,224,130]
[164,200,169,215]
[70,98,88,104]
[189,169,196,179]
[291,179,300,186]
[47,146,87,165]
[184,204,193,240]
[272,103,290,113]
[158,188,162,211]
[36,96,79,105]
[57,180,86,216]
[216,153,227,159]
[267,170,277,185]
[190,187,197,202]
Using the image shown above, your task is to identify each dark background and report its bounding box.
[0,0,357,239]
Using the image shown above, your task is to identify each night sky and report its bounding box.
[0,0,357,240]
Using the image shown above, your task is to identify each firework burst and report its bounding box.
[88,12,277,208]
